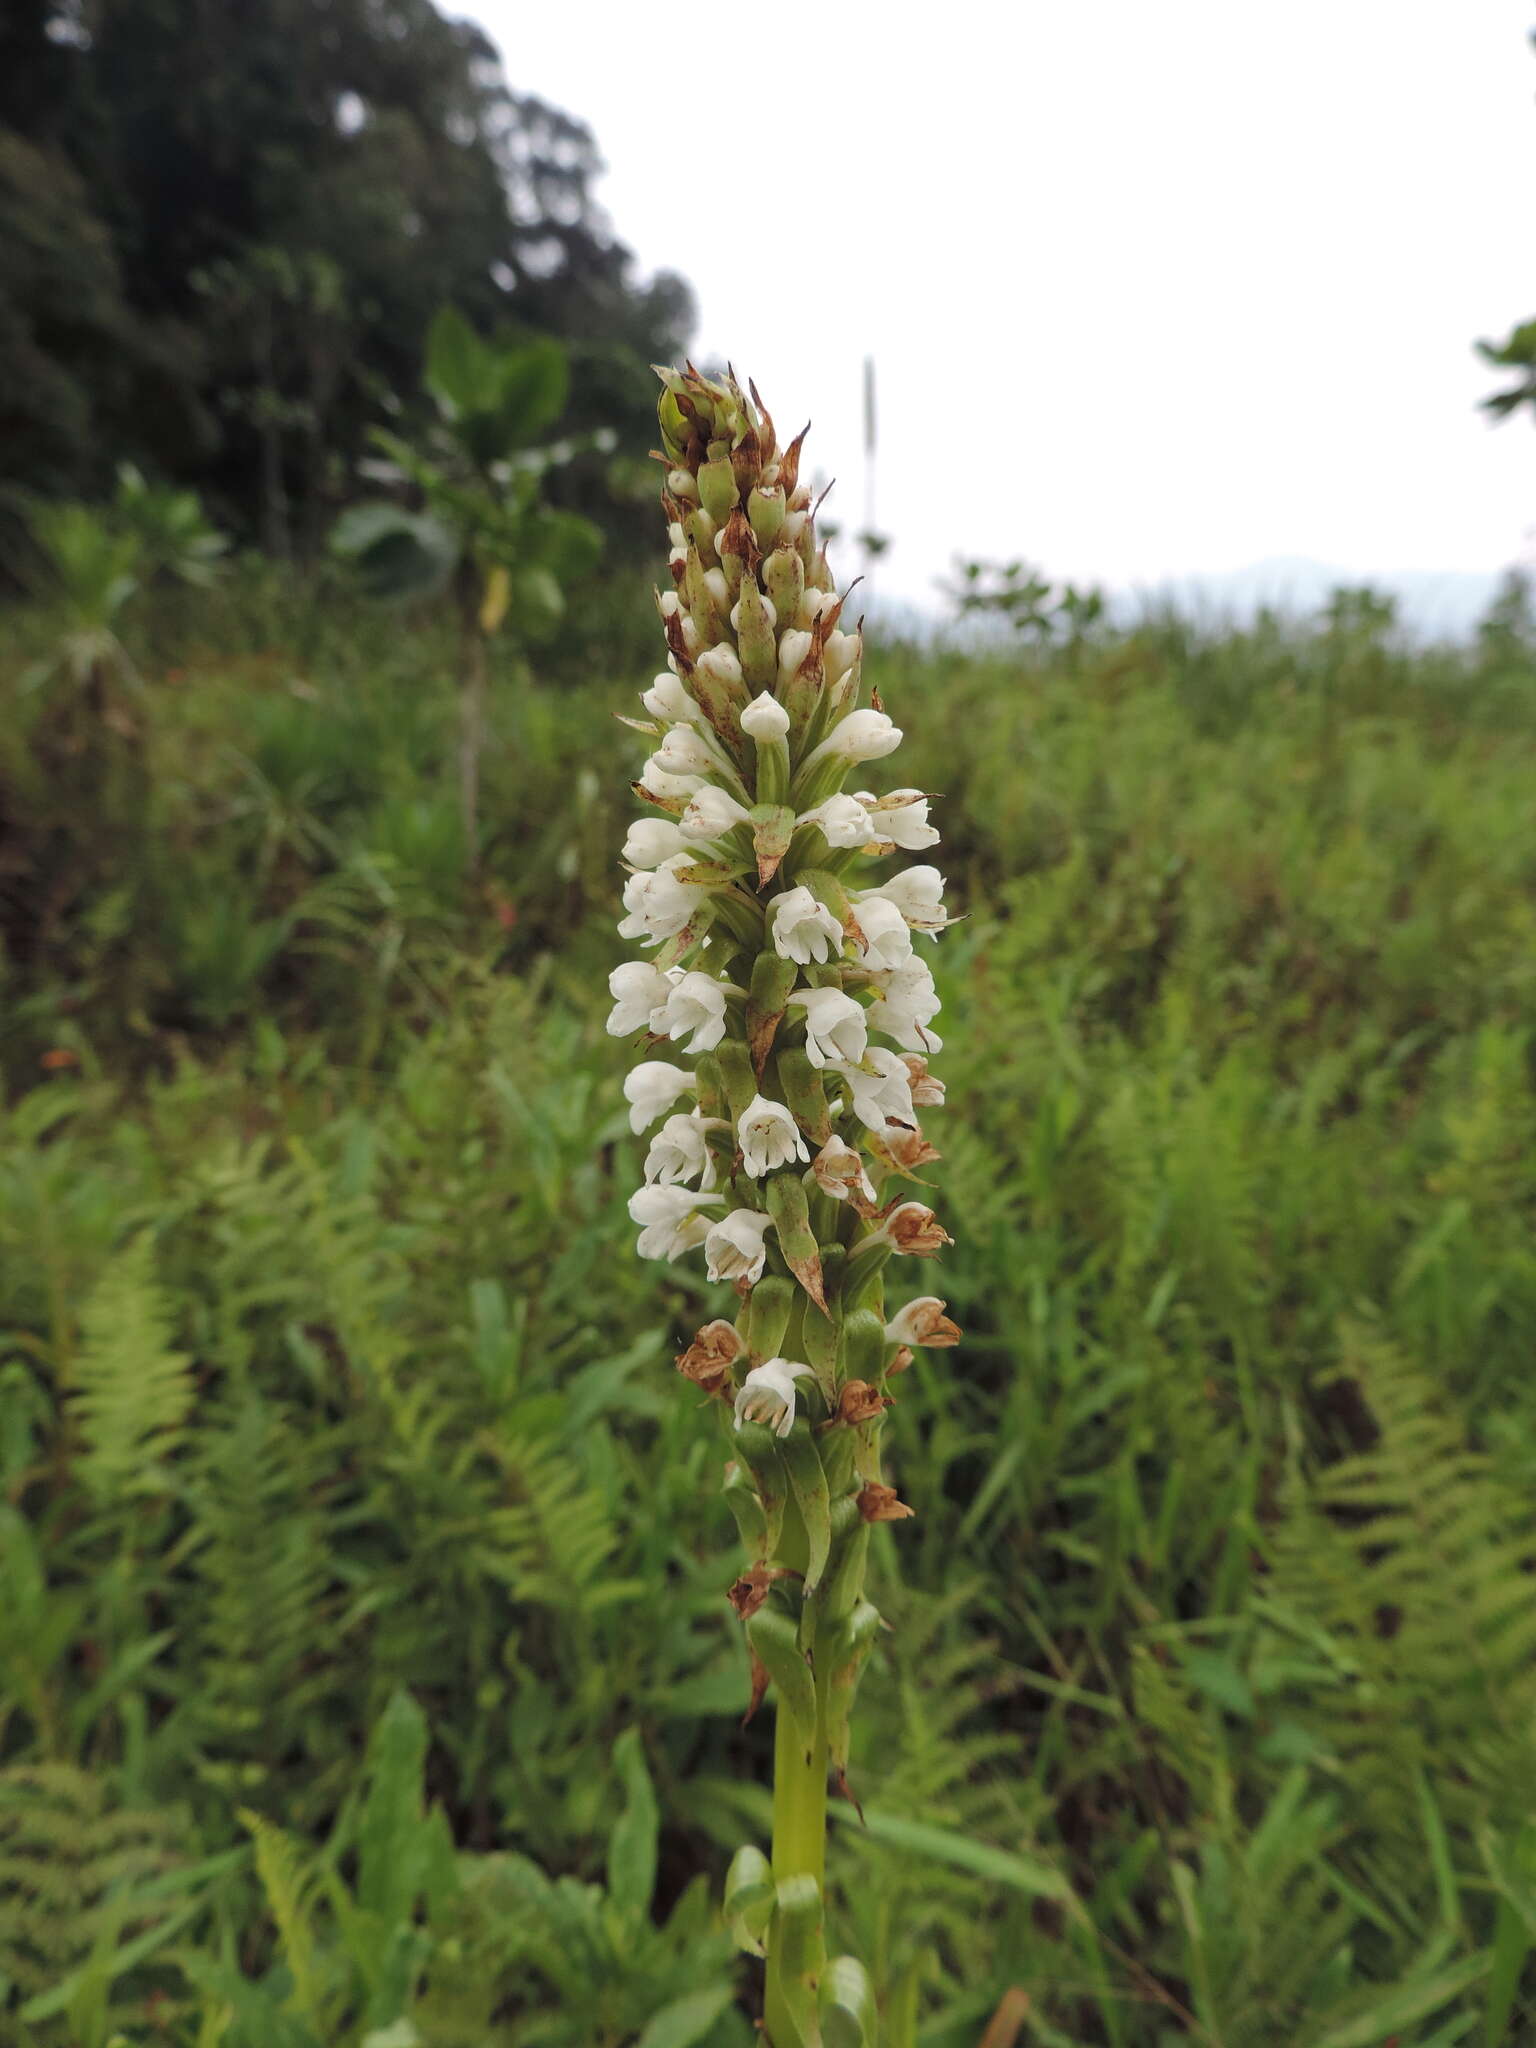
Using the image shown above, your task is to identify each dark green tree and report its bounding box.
[0,0,691,554]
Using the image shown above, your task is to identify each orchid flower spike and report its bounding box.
[616,367,959,2033]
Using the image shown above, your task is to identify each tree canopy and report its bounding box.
[0,0,692,555]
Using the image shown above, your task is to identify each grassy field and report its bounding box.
[3,572,1536,2045]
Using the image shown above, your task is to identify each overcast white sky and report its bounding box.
[476,0,1534,610]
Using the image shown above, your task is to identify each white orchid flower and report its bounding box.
[643,1110,722,1188]
[851,895,913,971]
[770,885,845,966]
[638,756,702,802]
[606,960,674,1038]
[797,794,874,848]
[788,987,868,1069]
[627,1184,720,1261]
[733,1357,817,1439]
[617,854,704,944]
[829,1047,916,1134]
[865,958,943,1052]
[738,1094,809,1177]
[705,1207,772,1284]
[623,1060,695,1133]
[657,969,735,1053]
[853,788,940,851]
[859,864,949,935]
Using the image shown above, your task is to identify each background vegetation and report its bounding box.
[3,558,1536,2044]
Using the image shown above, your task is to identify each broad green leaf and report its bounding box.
[820,1954,876,2047]
[606,1726,658,1922]
[634,1983,737,2048]
[528,506,602,582]
[424,304,490,418]
[332,506,459,602]
[494,335,569,447]
[510,562,566,638]
[358,1690,428,1925]
[724,1843,773,1955]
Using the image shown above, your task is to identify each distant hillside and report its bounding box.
[1134,555,1514,639]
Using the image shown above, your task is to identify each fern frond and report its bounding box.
[69,1236,193,1498]
[240,1807,324,2034]
[1265,1322,1536,1855]
[0,1764,179,2004]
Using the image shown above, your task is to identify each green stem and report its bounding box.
[765,1695,828,2045]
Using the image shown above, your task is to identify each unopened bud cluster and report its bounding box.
[610,371,959,1824]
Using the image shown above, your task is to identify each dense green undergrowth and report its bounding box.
[2,574,1536,2045]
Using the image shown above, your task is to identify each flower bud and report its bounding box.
[746,1275,796,1361]
[731,423,763,497]
[667,466,699,503]
[777,628,814,684]
[698,454,738,524]
[823,627,861,685]
[622,816,687,868]
[740,692,790,742]
[684,507,716,559]
[679,784,752,841]
[695,643,744,692]
[764,541,804,624]
[732,574,779,687]
[748,484,785,550]
[642,670,701,724]
[658,390,691,462]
